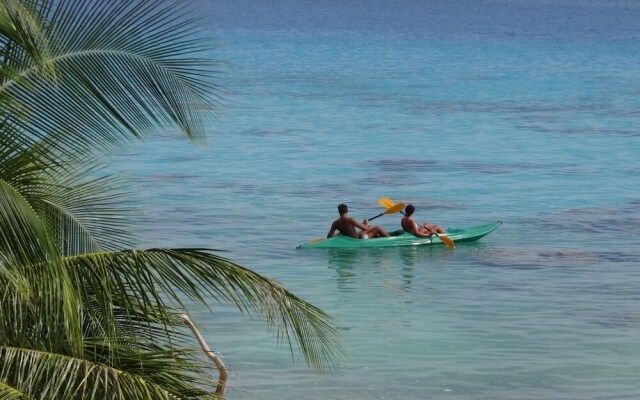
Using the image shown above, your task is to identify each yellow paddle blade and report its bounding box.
[378,197,396,209]
[383,202,405,215]
[437,234,456,248]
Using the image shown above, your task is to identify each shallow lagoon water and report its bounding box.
[113,1,640,398]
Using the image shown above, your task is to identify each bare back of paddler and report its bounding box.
[327,203,390,239]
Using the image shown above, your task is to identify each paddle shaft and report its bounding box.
[368,212,384,222]
[367,201,404,222]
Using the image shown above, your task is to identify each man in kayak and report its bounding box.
[327,203,390,239]
[401,204,446,237]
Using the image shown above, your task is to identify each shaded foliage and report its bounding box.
[0,1,341,398]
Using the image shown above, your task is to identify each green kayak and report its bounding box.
[298,221,502,249]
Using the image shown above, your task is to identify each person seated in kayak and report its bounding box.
[401,204,446,237]
[327,203,390,239]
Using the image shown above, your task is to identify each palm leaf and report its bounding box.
[0,1,342,392]
[1,0,223,155]
[0,380,29,400]
[34,168,137,254]
[0,142,138,255]
[0,0,56,80]
[64,249,342,371]
[1,246,342,371]
[0,170,51,266]
[0,176,85,355]
[0,345,218,400]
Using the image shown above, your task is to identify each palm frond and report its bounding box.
[0,0,342,389]
[2,246,341,371]
[0,0,56,81]
[64,249,342,371]
[0,176,56,266]
[0,142,138,255]
[0,380,30,400]
[0,177,85,355]
[35,170,137,255]
[1,0,224,154]
[0,345,219,400]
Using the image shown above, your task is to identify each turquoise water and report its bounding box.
[114,1,640,398]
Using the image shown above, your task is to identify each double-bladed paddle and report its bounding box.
[378,197,456,248]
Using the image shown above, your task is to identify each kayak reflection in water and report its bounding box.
[401,204,446,237]
[327,203,390,239]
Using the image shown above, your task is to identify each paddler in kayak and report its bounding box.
[401,204,446,237]
[327,203,390,239]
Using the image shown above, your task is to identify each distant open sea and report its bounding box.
[112,1,640,398]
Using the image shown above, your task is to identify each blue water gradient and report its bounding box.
[111,1,640,398]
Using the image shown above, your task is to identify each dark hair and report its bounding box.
[338,203,348,214]
[405,204,415,215]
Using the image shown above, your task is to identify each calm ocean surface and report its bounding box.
[112,1,640,398]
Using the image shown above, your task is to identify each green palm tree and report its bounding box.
[0,1,341,399]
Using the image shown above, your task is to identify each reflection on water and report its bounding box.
[326,244,475,293]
